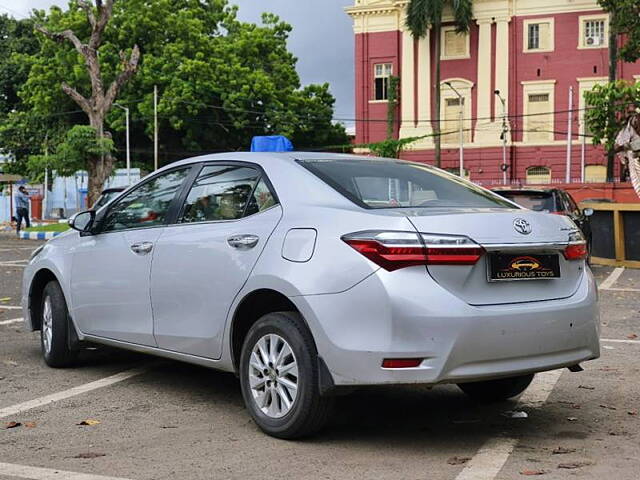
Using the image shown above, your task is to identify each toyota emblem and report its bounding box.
[513,218,532,235]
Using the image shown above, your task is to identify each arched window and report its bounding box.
[526,166,552,184]
[584,165,606,183]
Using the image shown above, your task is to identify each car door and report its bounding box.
[151,163,282,359]
[70,167,193,345]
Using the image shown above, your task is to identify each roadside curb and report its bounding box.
[18,231,63,240]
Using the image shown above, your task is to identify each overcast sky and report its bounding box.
[4,1,356,122]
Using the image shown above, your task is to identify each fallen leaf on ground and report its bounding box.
[578,385,595,390]
[520,469,547,476]
[599,404,617,410]
[627,333,638,340]
[628,410,638,416]
[503,410,528,418]
[558,461,593,469]
[77,419,100,426]
[2,360,18,366]
[447,456,471,465]
[5,422,21,429]
[24,421,36,428]
[552,447,576,455]
[73,452,106,459]
[0,297,11,303]
[567,417,578,422]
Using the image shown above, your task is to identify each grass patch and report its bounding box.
[24,223,70,233]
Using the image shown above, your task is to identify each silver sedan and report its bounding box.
[22,153,600,438]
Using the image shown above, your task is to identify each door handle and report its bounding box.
[227,234,259,250]
[130,242,154,255]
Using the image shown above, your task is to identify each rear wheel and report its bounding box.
[40,281,78,368]
[457,374,534,402]
[239,312,334,439]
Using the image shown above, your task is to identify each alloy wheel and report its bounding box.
[248,334,299,419]
[42,295,53,354]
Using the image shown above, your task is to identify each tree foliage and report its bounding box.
[599,0,640,63]
[1,1,347,183]
[584,80,640,154]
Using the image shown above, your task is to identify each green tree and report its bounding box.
[2,1,346,198]
[599,0,640,63]
[405,0,473,168]
[584,81,640,158]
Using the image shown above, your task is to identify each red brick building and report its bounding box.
[345,0,640,185]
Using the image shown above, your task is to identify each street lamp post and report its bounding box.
[113,103,131,186]
[445,82,464,179]
[495,90,509,185]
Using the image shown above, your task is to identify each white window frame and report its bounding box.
[522,80,556,144]
[372,63,393,102]
[441,25,470,60]
[523,18,555,53]
[440,78,474,146]
[578,14,608,50]
[577,77,608,135]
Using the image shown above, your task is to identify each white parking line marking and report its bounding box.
[0,305,21,310]
[454,370,563,480]
[602,287,640,293]
[601,338,640,345]
[0,263,26,268]
[0,367,150,419]
[0,462,133,480]
[600,267,625,290]
[0,317,22,326]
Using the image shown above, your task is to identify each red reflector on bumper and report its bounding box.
[381,358,423,369]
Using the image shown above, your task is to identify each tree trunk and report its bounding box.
[433,24,442,168]
[86,155,115,207]
[607,22,618,182]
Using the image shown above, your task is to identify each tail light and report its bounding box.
[342,231,484,272]
[564,232,588,261]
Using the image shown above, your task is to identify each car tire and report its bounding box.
[457,374,535,402]
[40,280,79,368]
[239,311,334,439]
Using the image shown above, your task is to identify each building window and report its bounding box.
[579,15,608,49]
[585,165,607,183]
[374,63,392,101]
[522,80,556,143]
[442,27,469,59]
[526,166,552,184]
[524,19,554,52]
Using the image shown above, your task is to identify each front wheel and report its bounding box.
[40,281,78,368]
[239,312,334,439]
[457,374,534,402]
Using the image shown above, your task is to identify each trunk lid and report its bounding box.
[398,208,584,306]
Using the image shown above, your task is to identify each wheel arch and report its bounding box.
[28,268,62,331]
[230,288,316,372]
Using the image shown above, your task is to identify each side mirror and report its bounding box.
[583,208,594,217]
[69,210,95,234]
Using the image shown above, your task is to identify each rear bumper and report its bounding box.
[295,266,600,386]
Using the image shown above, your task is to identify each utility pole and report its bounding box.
[115,103,132,185]
[565,86,574,183]
[495,90,508,185]
[444,82,464,178]
[154,85,159,171]
[43,136,48,220]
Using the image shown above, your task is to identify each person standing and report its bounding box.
[15,186,31,236]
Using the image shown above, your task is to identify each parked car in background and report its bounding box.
[22,154,599,439]
[92,187,125,210]
[493,188,594,249]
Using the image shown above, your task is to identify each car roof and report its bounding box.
[493,188,557,194]
[101,187,125,193]
[158,151,421,172]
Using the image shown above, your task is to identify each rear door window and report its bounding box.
[500,192,555,212]
[298,159,512,209]
[179,165,277,223]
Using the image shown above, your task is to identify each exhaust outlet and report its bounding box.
[567,364,584,372]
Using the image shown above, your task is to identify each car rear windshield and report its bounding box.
[297,159,514,209]
[498,192,555,212]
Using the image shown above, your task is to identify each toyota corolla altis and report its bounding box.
[22,153,600,438]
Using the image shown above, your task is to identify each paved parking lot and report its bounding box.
[1,235,639,480]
